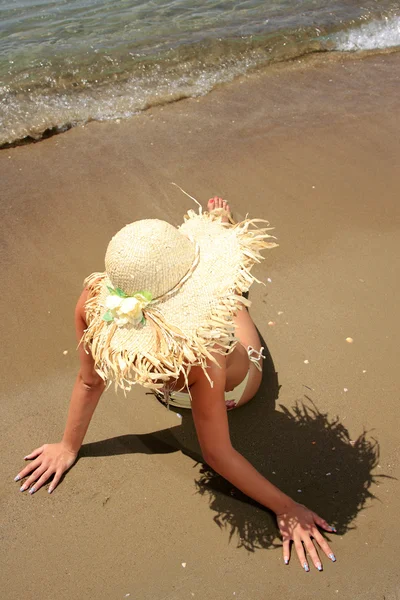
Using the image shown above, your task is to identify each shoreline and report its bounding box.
[1,50,399,599]
[1,45,399,148]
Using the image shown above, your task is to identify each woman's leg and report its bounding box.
[226,306,263,409]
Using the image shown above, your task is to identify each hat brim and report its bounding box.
[82,209,277,391]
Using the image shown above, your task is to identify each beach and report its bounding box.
[1,50,400,599]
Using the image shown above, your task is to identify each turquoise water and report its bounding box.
[1,0,400,145]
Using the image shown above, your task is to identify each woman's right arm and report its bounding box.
[15,289,106,494]
[190,360,295,513]
[190,358,336,572]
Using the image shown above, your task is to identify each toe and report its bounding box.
[207,198,215,211]
[221,200,231,223]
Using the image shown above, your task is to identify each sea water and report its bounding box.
[1,0,399,145]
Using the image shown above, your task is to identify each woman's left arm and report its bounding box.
[190,361,336,571]
[15,289,106,494]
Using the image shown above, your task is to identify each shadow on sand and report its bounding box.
[81,334,384,552]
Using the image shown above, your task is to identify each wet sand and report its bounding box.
[1,51,400,599]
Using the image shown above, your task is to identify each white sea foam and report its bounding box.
[334,16,400,51]
[0,54,260,146]
[2,8,400,146]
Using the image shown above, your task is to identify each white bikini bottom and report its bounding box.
[158,346,265,410]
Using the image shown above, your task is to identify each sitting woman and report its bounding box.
[15,196,337,572]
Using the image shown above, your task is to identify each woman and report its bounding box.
[15,197,337,572]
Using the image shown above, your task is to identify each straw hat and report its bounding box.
[81,205,277,392]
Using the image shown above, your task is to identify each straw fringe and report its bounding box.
[80,211,277,393]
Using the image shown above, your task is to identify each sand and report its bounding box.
[1,51,400,600]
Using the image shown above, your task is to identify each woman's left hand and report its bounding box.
[276,502,337,572]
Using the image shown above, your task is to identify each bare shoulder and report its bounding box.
[186,345,227,391]
[75,287,89,320]
[74,286,105,385]
[74,287,91,343]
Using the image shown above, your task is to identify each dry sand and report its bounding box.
[1,51,400,600]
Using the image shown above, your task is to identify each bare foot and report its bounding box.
[207,197,231,223]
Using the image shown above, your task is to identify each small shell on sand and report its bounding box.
[346,337,354,343]
[63,350,68,355]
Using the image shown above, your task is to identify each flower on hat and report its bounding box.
[103,286,152,327]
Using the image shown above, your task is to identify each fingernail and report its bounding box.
[303,562,310,572]
[14,475,21,482]
[316,562,323,571]
[48,488,53,494]
[284,558,289,565]
[330,525,337,532]
[29,487,36,495]
[329,553,336,562]
[19,485,26,492]
[23,456,29,460]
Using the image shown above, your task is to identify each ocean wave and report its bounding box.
[0,54,261,146]
[2,13,400,147]
[333,16,400,51]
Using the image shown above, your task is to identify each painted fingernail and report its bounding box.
[284,558,289,565]
[329,553,336,562]
[19,485,26,492]
[14,475,21,482]
[316,562,323,571]
[29,487,36,494]
[303,562,310,572]
[330,525,337,532]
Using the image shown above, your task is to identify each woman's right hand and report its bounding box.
[277,502,337,572]
[14,443,78,494]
